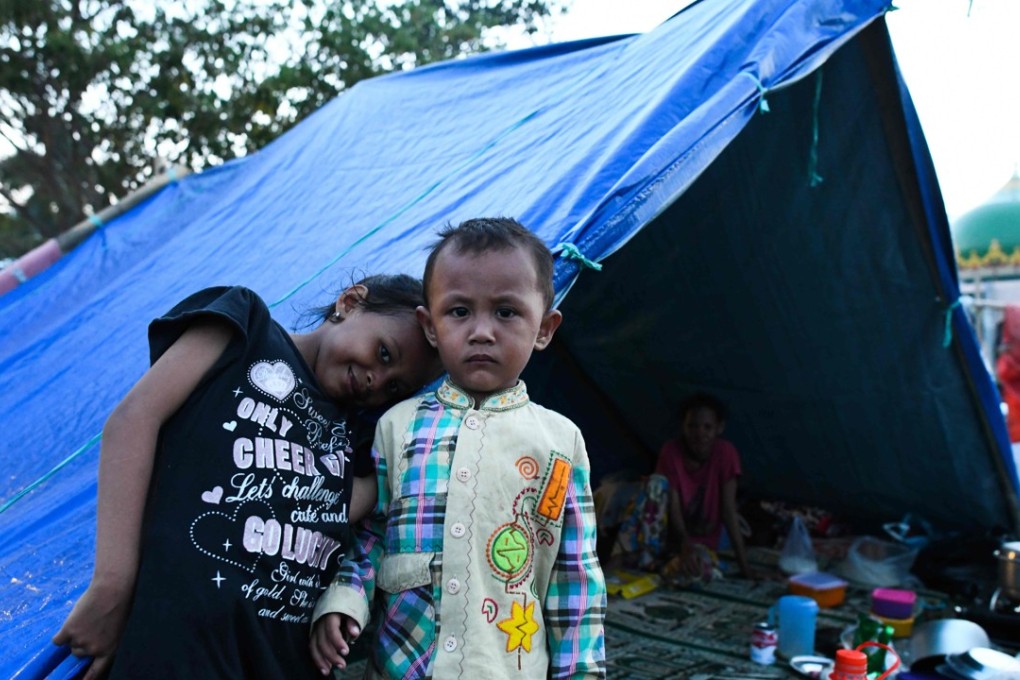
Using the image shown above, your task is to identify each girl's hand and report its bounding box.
[52,580,132,680]
[674,542,702,578]
[661,543,700,578]
[310,613,362,675]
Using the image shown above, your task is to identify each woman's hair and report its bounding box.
[310,273,425,323]
[678,392,728,423]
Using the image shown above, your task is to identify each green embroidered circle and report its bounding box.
[489,524,530,576]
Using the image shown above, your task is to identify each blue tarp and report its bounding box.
[2,0,1017,675]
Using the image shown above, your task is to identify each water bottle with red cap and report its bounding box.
[829,642,899,680]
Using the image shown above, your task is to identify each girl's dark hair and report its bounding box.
[312,273,425,323]
[678,392,728,423]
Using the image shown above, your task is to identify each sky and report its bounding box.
[530,0,1020,221]
[3,1,1015,227]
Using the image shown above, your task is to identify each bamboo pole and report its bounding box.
[0,165,191,295]
[56,164,191,252]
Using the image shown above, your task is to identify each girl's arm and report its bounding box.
[349,474,378,525]
[657,446,695,570]
[665,487,702,577]
[309,491,386,674]
[308,432,380,674]
[666,486,690,548]
[719,477,753,578]
[53,320,233,680]
[310,423,393,675]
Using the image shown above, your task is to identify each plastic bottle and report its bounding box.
[830,649,868,680]
[851,613,894,673]
[773,595,818,658]
[829,642,899,680]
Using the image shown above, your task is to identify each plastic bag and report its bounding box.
[835,536,920,587]
[882,513,934,550]
[778,515,818,574]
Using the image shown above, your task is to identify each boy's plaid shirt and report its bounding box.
[313,380,606,679]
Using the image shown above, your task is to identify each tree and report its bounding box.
[0,0,562,259]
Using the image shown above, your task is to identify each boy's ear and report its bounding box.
[533,309,563,351]
[336,284,369,316]
[416,306,439,348]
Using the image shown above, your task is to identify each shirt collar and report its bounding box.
[436,379,530,412]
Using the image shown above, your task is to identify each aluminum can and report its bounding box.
[750,621,778,665]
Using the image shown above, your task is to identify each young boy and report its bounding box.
[310,218,606,678]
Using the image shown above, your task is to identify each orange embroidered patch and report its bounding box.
[536,456,571,521]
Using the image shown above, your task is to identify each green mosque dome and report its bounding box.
[954,172,1020,274]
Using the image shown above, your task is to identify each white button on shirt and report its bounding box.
[447,578,461,594]
[456,466,471,482]
[444,635,458,652]
[450,522,466,538]
[465,415,480,430]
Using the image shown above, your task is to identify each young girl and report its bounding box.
[53,276,442,680]
[598,393,753,583]
[656,392,752,581]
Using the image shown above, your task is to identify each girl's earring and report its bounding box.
[330,311,342,322]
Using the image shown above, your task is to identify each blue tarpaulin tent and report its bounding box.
[3,0,1018,675]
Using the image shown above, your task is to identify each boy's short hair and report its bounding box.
[678,392,728,423]
[422,217,555,310]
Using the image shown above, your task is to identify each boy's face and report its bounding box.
[417,244,561,405]
[682,407,725,462]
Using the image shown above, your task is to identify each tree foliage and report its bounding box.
[0,0,561,259]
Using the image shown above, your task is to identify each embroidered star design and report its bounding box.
[496,601,540,653]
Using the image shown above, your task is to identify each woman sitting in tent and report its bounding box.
[595,392,754,583]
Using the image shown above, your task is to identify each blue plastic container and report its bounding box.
[772,594,819,659]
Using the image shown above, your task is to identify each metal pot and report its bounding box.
[902,619,989,671]
[994,541,1020,600]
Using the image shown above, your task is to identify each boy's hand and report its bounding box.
[52,581,132,680]
[310,613,362,675]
